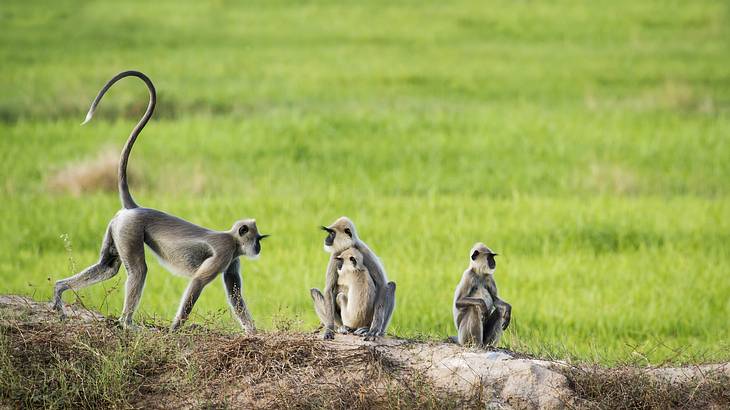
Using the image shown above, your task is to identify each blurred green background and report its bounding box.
[1,1,728,364]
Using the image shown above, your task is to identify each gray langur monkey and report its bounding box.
[310,216,396,341]
[334,247,376,333]
[51,71,267,333]
[453,243,511,346]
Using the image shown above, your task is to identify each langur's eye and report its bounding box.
[238,225,249,236]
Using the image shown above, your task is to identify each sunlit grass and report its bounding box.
[1,0,728,364]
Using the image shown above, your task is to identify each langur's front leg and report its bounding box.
[222,258,256,334]
[170,258,220,331]
[498,300,512,330]
[170,276,216,331]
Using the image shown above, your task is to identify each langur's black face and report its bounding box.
[254,233,269,255]
[487,254,496,270]
[322,226,336,246]
[236,221,268,257]
[471,248,498,271]
[335,254,358,272]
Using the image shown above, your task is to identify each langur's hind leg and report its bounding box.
[310,288,345,339]
[114,223,147,329]
[457,309,483,346]
[310,288,334,339]
[310,288,329,327]
[482,308,504,346]
[378,281,396,336]
[52,224,121,316]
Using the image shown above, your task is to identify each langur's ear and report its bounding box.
[344,228,352,237]
[471,250,479,261]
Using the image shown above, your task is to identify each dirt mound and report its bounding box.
[0,296,727,409]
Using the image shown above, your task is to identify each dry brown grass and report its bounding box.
[1,298,727,409]
[0,313,479,409]
[564,364,730,409]
[46,147,142,196]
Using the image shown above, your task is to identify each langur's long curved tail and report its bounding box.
[82,70,156,209]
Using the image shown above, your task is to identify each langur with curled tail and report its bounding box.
[52,71,267,333]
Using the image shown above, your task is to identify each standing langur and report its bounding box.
[453,243,511,346]
[52,71,267,332]
[310,217,396,341]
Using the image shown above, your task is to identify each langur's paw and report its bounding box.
[50,301,67,320]
[244,325,257,335]
[121,321,140,331]
[364,330,379,341]
[323,329,335,340]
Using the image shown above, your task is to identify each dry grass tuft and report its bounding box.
[178,329,479,408]
[565,364,730,409]
[46,147,142,196]
[0,320,183,409]
[0,309,479,409]
[3,297,727,409]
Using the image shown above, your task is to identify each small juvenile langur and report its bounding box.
[453,243,511,346]
[310,217,396,341]
[335,248,377,333]
[52,71,267,332]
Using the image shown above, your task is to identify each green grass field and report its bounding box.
[1,0,728,364]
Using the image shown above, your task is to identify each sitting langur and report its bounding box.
[52,71,267,332]
[335,248,377,332]
[453,243,511,346]
[310,217,396,341]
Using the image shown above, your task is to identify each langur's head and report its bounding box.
[321,216,358,253]
[335,247,365,273]
[469,242,498,275]
[232,219,269,259]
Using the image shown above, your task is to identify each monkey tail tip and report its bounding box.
[81,109,95,125]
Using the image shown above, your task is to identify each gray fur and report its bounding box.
[310,216,396,341]
[453,242,511,347]
[52,71,264,332]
